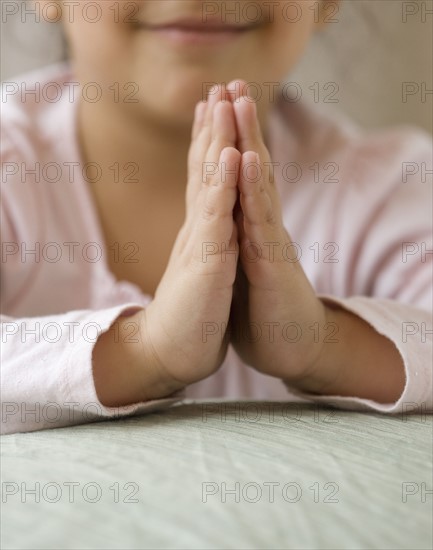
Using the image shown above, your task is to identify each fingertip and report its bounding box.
[226,79,248,100]
[232,96,258,128]
[195,100,206,121]
[242,150,260,165]
[207,83,231,104]
[212,100,230,129]
[239,151,262,196]
[234,94,257,109]
[205,84,219,102]
[227,79,247,89]
[220,146,241,163]
[192,100,206,138]
[233,95,248,109]
[214,99,229,115]
[217,147,241,188]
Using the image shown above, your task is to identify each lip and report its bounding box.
[136,17,263,46]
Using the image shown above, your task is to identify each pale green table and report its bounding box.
[1,401,432,549]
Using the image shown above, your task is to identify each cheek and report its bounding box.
[260,13,317,79]
[62,10,134,85]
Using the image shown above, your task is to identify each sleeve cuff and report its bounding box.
[286,294,432,414]
[63,303,184,424]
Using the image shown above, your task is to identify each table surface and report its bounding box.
[2,401,432,550]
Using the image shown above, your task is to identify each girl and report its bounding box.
[1,0,432,434]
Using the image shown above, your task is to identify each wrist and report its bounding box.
[287,300,406,403]
[131,308,187,400]
[92,308,185,407]
[285,302,347,395]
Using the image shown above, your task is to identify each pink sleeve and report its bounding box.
[0,305,182,434]
[290,295,432,414]
[287,127,432,414]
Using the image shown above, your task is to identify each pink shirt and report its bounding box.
[1,63,432,434]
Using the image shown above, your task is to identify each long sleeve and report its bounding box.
[291,295,432,413]
[1,63,431,430]
[281,122,432,413]
[0,305,182,434]
[1,304,182,434]
[0,79,183,435]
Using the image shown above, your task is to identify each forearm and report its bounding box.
[92,309,184,407]
[289,302,406,403]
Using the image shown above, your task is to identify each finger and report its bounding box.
[191,100,207,141]
[204,101,237,170]
[211,101,237,145]
[228,217,239,257]
[226,79,249,103]
[190,147,240,277]
[239,151,280,245]
[199,146,240,244]
[190,84,227,174]
[186,101,212,214]
[190,85,223,167]
[203,84,228,129]
[187,87,228,213]
[233,96,270,163]
[188,100,210,179]
[234,196,247,245]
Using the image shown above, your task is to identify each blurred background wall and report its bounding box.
[1,0,432,134]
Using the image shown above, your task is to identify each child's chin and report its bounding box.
[138,96,197,128]
[141,82,202,121]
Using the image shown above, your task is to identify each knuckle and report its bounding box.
[265,208,277,226]
[202,201,218,221]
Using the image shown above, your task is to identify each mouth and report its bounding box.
[136,17,264,46]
